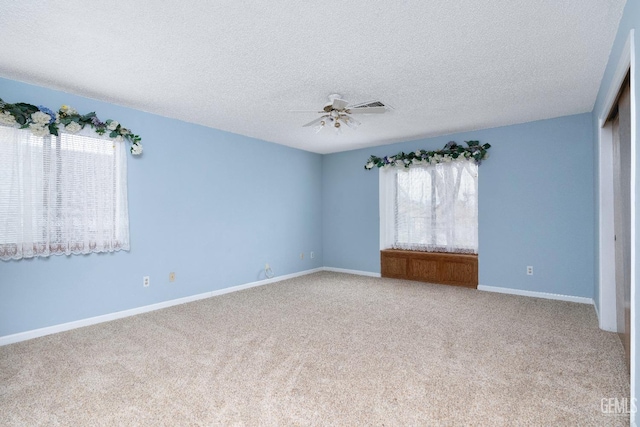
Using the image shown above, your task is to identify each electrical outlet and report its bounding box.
[300,253,304,260]
[169,272,175,282]
[527,266,533,276]
[310,251,315,259]
[143,276,150,287]
[265,263,274,279]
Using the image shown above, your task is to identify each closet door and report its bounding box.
[613,80,631,370]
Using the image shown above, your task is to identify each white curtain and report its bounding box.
[380,160,478,254]
[0,126,130,260]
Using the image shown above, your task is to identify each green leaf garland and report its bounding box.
[364,140,490,170]
[0,98,143,155]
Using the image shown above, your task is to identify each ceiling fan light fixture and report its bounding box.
[301,94,388,135]
[343,115,360,130]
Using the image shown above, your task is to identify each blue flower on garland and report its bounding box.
[38,105,56,124]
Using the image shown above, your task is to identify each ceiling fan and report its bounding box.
[299,94,390,133]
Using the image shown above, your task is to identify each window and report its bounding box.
[380,160,478,254]
[0,126,130,260]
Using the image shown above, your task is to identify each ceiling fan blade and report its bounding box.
[332,98,349,110]
[347,106,387,114]
[289,110,325,113]
[348,100,389,108]
[302,116,327,127]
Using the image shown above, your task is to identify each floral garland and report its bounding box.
[0,98,143,155]
[364,140,490,170]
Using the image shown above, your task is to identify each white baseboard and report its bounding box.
[478,285,594,305]
[322,267,381,278]
[2,269,594,346]
[0,267,324,346]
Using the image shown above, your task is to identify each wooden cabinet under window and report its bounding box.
[381,249,478,288]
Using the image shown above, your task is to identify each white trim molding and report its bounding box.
[0,267,323,346]
[628,30,638,425]
[597,30,635,332]
[629,30,638,427]
[598,118,617,331]
[0,267,604,347]
[322,266,382,277]
[595,29,637,426]
[478,285,595,305]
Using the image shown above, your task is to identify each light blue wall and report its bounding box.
[323,113,594,298]
[592,0,640,414]
[0,78,323,336]
[0,77,600,334]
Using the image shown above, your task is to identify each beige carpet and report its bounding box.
[0,272,630,426]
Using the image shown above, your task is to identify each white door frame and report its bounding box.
[597,29,636,421]
[598,30,634,332]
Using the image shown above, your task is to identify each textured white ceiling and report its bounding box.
[0,1,626,154]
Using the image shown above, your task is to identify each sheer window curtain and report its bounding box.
[380,160,478,254]
[0,126,130,260]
